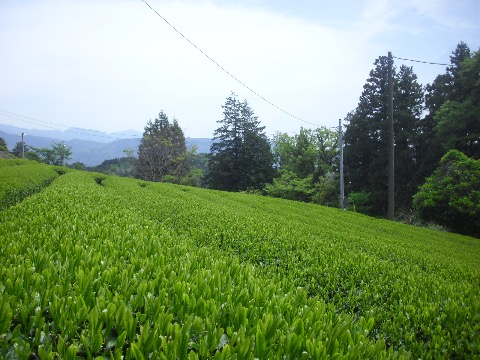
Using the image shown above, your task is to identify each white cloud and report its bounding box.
[0,0,478,138]
[410,0,479,29]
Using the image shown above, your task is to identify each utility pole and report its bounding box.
[387,52,395,220]
[21,132,25,159]
[339,119,345,210]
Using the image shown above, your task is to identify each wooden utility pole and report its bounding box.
[339,119,345,210]
[387,52,395,220]
[21,132,25,159]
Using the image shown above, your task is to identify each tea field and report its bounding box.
[0,159,479,359]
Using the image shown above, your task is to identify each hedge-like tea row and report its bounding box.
[0,171,398,359]
[0,159,62,210]
[0,167,479,358]
[102,176,480,358]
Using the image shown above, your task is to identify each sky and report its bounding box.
[0,0,479,139]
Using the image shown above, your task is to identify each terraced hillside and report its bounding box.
[0,159,479,359]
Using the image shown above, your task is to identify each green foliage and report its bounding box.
[136,111,190,183]
[206,93,274,191]
[269,127,339,205]
[12,141,29,157]
[434,49,480,159]
[413,150,480,237]
[32,141,72,166]
[418,42,475,183]
[347,191,372,214]
[0,137,8,153]
[186,152,208,187]
[0,164,479,358]
[344,58,424,216]
[71,162,86,170]
[265,170,338,206]
[89,157,135,177]
[272,127,339,179]
[0,159,61,210]
[264,170,315,202]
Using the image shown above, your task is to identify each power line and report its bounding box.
[0,109,139,140]
[140,0,320,128]
[392,55,452,67]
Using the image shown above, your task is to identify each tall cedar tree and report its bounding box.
[434,48,480,159]
[136,111,189,183]
[206,93,274,191]
[344,57,423,216]
[417,42,473,181]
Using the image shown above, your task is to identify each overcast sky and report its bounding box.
[1,0,479,139]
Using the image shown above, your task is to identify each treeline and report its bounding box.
[0,139,72,166]
[2,42,477,236]
[130,42,479,236]
[344,42,479,218]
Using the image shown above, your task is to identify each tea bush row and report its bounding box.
[0,159,62,210]
[100,176,480,358]
[0,171,398,359]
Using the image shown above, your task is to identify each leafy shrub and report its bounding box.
[347,191,372,214]
[264,171,315,202]
[413,150,480,237]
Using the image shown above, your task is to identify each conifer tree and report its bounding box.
[136,111,189,183]
[418,42,473,180]
[344,57,423,215]
[206,93,273,191]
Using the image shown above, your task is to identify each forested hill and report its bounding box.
[1,159,479,358]
[0,127,212,166]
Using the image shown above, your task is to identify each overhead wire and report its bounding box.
[392,55,452,67]
[3,0,456,141]
[140,0,320,128]
[2,51,454,139]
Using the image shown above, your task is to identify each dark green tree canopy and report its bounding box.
[344,57,424,215]
[419,42,475,180]
[12,142,27,157]
[206,93,274,191]
[136,111,189,183]
[434,48,480,159]
[0,137,7,149]
[413,150,480,237]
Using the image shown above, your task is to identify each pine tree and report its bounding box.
[206,93,273,191]
[394,65,424,210]
[344,56,390,215]
[344,57,424,215]
[136,111,189,183]
[434,48,480,159]
[418,42,473,180]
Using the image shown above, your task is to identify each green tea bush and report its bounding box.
[0,159,61,210]
[0,171,398,359]
[0,168,478,358]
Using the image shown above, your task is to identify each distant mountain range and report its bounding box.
[0,124,212,167]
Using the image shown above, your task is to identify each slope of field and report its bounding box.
[0,158,62,210]
[0,163,479,359]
